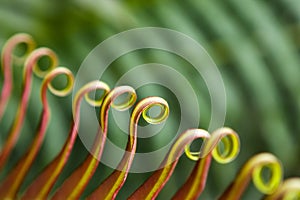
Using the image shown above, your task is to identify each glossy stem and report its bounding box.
[51,86,136,200]
[87,97,169,200]
[0,48,57,171]
[128,129,210,200]
[0,67,73,199]
[172,155,212,200]
[21,80,106,200]
[0,33,35,120]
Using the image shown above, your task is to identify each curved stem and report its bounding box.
[0,33,36,121]
[0,47,58,171]
[0,67,73,199]
[172,127,240,200]
[128,129,210,200]
[174,154,212,200]
[51,86,136,200]
[219,153,283,200]
[21,80,110,199]
[87,97,169,200]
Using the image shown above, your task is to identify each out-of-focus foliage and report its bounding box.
[0,0,299,199]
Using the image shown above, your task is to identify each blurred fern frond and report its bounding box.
[0,0,300,199]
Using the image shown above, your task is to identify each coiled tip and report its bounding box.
[251,153,283,194]
[2,33,36,65]
[43,67,74,97]
[111,86,137,111]
[28,47,58,78]
[141,97,169,124]
[83,81,110,107]
[185,127,240,163]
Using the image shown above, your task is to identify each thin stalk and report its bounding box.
[21,80,110,199]
[128,129,210,200]
[0,33,35,120]
[0,67,73,199]
[0,47,58,171]
[51,86,137,200]
[87,97,169,200]
[172,127,240,200]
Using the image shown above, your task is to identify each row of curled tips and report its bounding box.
[1,33,298,200]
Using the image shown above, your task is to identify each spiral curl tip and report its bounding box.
[83,81,110,107]
[110,86,137,111]
[42,66,74,97]
[99,85,137,131]
[2,33,36,65]
[210,127,240,164]
[264,178,300,200]
[31,48,58,78]
[252,155,282,194]
[185,127,240,163]
[184,136,206,161]
[111,87,137,111]
[219,153,283,199]
[137,96,169,124]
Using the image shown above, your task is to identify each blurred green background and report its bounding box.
[0,0,300,199]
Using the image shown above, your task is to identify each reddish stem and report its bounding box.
[21,80,110,199]
[0,48,57,171]
[128,129,210,200]
[0,67,72,199]
[51,86,136,200]
[172,155,212,200]
[87,97,169,200]
[172,127,240,200]
[219,153,282,200]
[0,33,35,120]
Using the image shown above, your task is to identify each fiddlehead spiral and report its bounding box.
[52,85,137,200]
[22,80,110,199]
[0,30,297,200]
[184,127,240,163]
[87,96,169,200]
[0,33,36,120]
[0,67,73,199]
[173,127,240,200]
[264,178,300,200]
[128,129,210,200]
[0,47,58,171]
[219,153,283,200]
